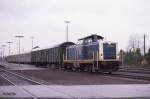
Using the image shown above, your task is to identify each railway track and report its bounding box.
[0,68,42,86]
[51,66,150,81]
[119,69,150,74]
[118,67,150,74]
[112,72,150,81]
[60,67,150,81]
[0,68,41,99]
[0,68,78,99]
[109,68,150,81]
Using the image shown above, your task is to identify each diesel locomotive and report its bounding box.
[6,34,120,73]
[64,34,120,73]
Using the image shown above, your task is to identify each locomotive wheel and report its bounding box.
[108,72,112,74]
[72,67,76,72]
[87,66,92,73]
[72,67,80,72]
[80,67,85,72]
[81,66,89,72]
[64,66,68,70]
[94,69,99,73]
[64,65,72,70]
[51,64,56,70]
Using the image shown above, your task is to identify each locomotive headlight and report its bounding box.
[117,54,119,59]
[100,53,103,60]
[100,53,103,56]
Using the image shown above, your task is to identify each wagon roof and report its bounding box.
[32,42,75,52]
[78,34,104,40]
[6,51,31,57]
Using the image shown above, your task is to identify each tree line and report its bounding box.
[119,34,150,66]
[120,48,150,66]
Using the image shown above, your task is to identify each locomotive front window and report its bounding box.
[103,43,116,59]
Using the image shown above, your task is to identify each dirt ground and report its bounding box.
[12,69,150,85]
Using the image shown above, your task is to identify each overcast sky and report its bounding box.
[0,0,150,55]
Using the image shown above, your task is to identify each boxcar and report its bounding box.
[31,42,75,67]
[6,52,31,64]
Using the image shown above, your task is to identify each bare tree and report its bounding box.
[127,34,142,52]
[125,34,143,66]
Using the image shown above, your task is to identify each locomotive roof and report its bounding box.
[78,34,104,40]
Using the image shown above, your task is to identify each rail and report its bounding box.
[0,68,79,99]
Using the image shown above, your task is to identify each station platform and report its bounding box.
[0,84,150,99]
[0,62,44,70]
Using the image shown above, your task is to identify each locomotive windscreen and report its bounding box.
[103,43,116,59]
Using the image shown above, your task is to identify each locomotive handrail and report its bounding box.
[96,51,99,70]
[92,52,95,72]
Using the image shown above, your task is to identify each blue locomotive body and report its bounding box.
[64,34,120,73]
[67,42,99,60]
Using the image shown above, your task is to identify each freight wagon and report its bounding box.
[6,52,31,64]
[6,42,75,68]
[31,42,75,67]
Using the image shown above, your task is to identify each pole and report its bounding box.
[6,42,13,56]
[66,24,68,42]
[96,51,99,70]
[18,37,20,67]
[0,49,2,61]
[121,50,124,68]
[9,43,10,56]
[15,35,24,67]
[92,52,95,72]
[31,36,34,50]
[144,34,145,57]
[64,20,70,42]
[1,45,6,62]
[3,47,4,61]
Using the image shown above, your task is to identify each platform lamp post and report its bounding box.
[0,47,1,61]
[1,45,6,62]
[64,20,70,42]
[15,35,24,68]
[6,42,13,56]
[31,36,34,50]
[0,47,2,62]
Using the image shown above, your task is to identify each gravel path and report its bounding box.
[11,69,150,85]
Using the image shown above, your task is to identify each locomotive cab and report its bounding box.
[78,34,103,45]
